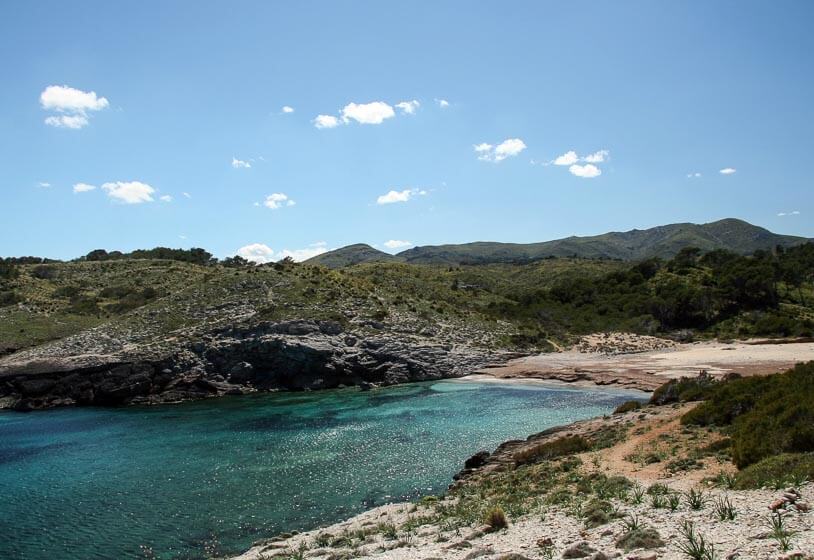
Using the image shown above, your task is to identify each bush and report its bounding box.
[734,453,814,489]
[0,290,19,307]
[682,362,814,467]
[649,372,719,405]
[616,526,664,551]
[484,505,508,530]
[31,265,58,280]
[583,499,614,528]
[613,400,642,414]
[514,435,592,466]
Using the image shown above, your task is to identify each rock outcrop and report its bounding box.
[0,319,515,410]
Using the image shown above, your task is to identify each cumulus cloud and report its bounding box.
[160,194,172,202]
[720,167,737,175]
[182,192,191,198]
[383,240,412,250]
[777,211,800,217]
[687,172,702,178]
[262,192,295,209]
[313,114,340,129]
[237,243,275,264]
[101,181,155,204]
[278,246,329,261]
[44,114,89,129]
[568,163,602,178]
[436,98,450,108]
[236,242,328,264]
[73,182,96,193]
[341,101,395,125]
[476,138,527,162]
[232,157,251,169]
[37,182,51,188]
[395,100,420,115]
[583,149,609,163]
[376,188,427,205]
[40,85,108,129]
[281,106,294,113]
[552,151,579,166]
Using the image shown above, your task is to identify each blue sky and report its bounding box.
[1,1,812,261]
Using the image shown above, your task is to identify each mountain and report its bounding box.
[306,244,396,267]
[311,219,810,267]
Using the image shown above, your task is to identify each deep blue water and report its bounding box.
[0,380,644,559]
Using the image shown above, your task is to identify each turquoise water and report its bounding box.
[0,380,644,559]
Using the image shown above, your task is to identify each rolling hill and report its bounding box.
[307,219,811,267]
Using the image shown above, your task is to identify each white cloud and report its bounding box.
[278,246,328,261]
[101,181,155,204]
[583,149,609,163]
[384,239,412,250]
[263,192,295,209]
[182,192,191,198]
[45,114,89,129]
[568,163,602,178]
[160,194,172,202]
[436,98,450,108]
[40,85,109,113]
[553,151,579,166]
[777,211,800,217]
[40,85,108,129]
[395,100,420,115]
[687,172,702,178]
[281,106,294,113]
[341,101,395,125]
[476,138,527,162]
[313,114,340,129]
[236,242,328,264]
[37,182,51,188]
[237,243,275,264]
[232,157,251,169]
[73,182,96,193]
[720,167,737,175]
[376,188,427,205]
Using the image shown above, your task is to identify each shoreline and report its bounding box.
[228,396,814,560]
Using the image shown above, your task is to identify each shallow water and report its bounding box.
[0,380,645,559]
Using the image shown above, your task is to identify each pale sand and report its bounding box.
[472,339,814,390]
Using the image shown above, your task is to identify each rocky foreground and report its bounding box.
[230,404,813,560]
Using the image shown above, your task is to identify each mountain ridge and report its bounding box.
[307,218,811,267]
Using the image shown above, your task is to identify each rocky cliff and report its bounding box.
[0,319,515,411]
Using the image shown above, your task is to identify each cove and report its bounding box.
[0,380,645,559]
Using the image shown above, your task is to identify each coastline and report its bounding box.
[228,339,814,560]
[229,399,814,560]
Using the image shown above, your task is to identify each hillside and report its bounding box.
[1,240,813,410]
[306,243,395,267]
[311,219,809,266]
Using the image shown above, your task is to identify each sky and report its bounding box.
[1,1,813,262]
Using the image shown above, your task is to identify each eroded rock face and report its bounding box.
[0,320,513,410]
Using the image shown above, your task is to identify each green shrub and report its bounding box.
[613,400,643,414]
[616,518,664,552]
[513,435,591,466]
[650,372,719,405]
[734,453,814,489]
[0,290,19,307]
[683,362,814,467]
[582,499,614,528]
[484,505,508,530]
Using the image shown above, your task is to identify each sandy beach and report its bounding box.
[471,334,814,391]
